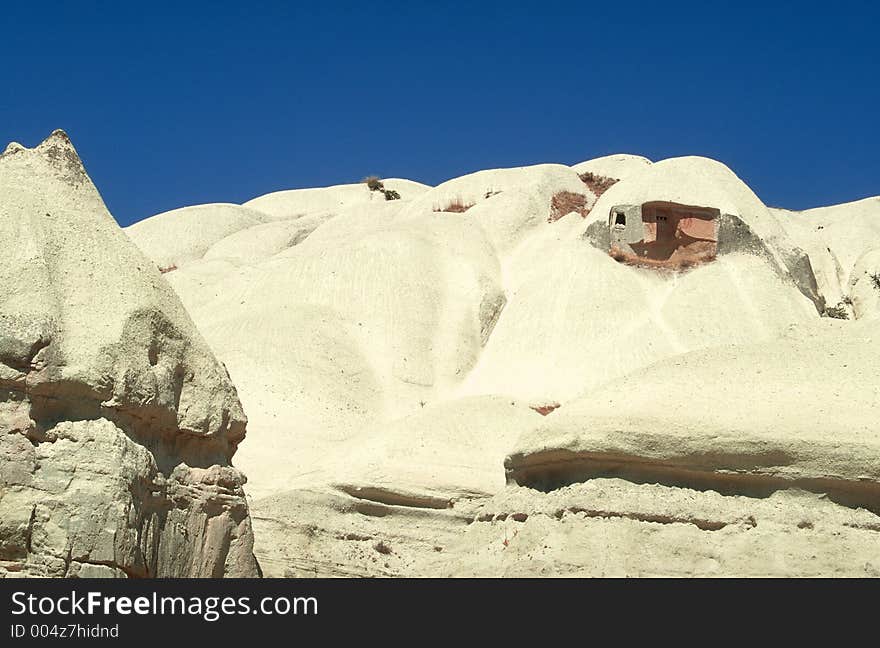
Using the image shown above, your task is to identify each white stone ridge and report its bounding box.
[571,153,652,180]
[506,318,880,505]
[243,178,431,220]
[0,131,259,578]
[125,202,272,271]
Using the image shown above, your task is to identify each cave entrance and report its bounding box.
[610,201,719,269]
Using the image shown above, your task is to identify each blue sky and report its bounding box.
[2,1,878,226]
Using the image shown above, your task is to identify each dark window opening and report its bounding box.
[614,213,626,225]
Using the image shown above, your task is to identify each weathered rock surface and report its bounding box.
[0,131,259,577]
[332,396,540,507]
[121,150,880,578]
[125,202,271,272]
[773,197,880,319]
[506,319,880,512]
[252,480,880,578]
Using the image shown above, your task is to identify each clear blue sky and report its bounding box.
[2,1,878,226]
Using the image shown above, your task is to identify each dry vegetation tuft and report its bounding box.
[823,303,849,319]
[434,199,475,213]
[549,191,589,222]
[579,171,618,197]
[363,175,384,191]
[362,175,400,200]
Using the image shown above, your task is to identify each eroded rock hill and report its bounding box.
[0,131,260,577]
[125,150,879,577]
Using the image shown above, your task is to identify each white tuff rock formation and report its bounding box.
[0,131,260,578]
[5,128,878,577]
[122,150,880,577]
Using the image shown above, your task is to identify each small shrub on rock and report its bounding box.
[363,175,400,200]
[434,199,474,213]
[363,175,384,191]
[823,303,849,319]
